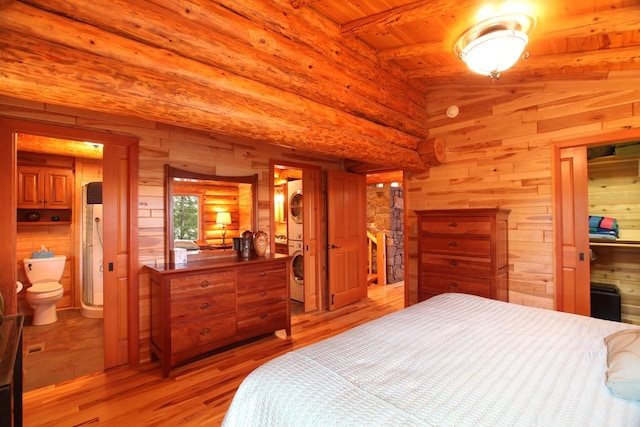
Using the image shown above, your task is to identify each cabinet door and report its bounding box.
[17,166,43,208]
[46,169,72,208]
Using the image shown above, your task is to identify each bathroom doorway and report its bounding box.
[0,118,139,390]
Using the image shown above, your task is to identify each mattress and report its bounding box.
[223,293,640,426]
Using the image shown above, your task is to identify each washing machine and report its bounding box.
[288,239,304,302]
[287,179,303,241]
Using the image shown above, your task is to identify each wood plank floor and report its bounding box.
[23,282,404,426]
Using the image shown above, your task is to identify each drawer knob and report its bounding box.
[259,272,268,278]
[200,280,210,288]
[448,221,458,228]
[449,281,458,288]
[200,327,211,336]
[448,241,457,248]
[449,260,458,267]
[259,291,267,297]
[259,312,268,320]
[199,302,211,311]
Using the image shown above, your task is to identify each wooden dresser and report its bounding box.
[416,209,509,303]
[148,254,291,377]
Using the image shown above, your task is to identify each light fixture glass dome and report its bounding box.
[459,30,528,78]
[454,14,535,80]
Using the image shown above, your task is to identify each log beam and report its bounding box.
[0,1,439,171]
[19,0,429,139]
[417,137,446,165]
[365,171,404,185]
[0,29,429,171]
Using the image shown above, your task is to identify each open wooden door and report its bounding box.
[302,168,321,312]
[103,143,131,368]
[327,170,367,310]
[556,146,590,315]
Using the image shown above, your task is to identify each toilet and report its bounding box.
[23,255,66,325]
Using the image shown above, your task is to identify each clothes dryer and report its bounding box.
[288,239,304,302]
[287,179,303,241]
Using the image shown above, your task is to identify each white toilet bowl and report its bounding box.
[23,255,66,326]
[26,282,64,325]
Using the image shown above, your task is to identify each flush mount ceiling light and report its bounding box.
[454,14,536,80]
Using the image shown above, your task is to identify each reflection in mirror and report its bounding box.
[165,166,258,262]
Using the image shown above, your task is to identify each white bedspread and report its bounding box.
[223,293,640,426]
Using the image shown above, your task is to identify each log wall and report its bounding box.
[405,70,640,316]
[0,94,341,361]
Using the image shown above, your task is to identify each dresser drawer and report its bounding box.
[171,291,235,323]
[420,253,491,277]
[419,216,491,236]
[421,235,490,257]
[170,313,236,354]
[237,300,288,335]
[237,285,287,308]
[237,262,287,292]
[170,270,236,298]
[420,272,491,298]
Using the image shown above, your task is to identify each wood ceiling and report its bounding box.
[295,0,640,84]
[1,0,639,173]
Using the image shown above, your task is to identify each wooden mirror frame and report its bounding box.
[165,165,259,262]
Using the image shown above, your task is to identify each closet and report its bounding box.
[587,152,640,324]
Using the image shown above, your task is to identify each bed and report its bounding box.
[222,293,640,426]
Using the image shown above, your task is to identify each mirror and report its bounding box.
[165,165,258,261]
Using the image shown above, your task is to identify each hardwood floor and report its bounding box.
[23,282,404,426]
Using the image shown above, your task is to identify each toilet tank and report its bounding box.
[23,255,67,284]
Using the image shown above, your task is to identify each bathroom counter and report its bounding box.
[0,314,24,426]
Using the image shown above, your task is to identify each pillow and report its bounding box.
[604,328,640,400]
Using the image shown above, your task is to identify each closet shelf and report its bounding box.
[590,240,640,249]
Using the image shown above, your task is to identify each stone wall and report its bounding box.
[366,185,404,284]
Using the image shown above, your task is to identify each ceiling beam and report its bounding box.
[341,0,477,37]
[538,6,640,37]
[343,2,640,39]
[365,171,404,185]
[378,40,446,61]
[406,46,640,79]
[290,0,321,8]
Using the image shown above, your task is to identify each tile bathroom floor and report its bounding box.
[22,309,104,392]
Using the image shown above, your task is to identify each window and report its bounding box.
[173,195,200,240]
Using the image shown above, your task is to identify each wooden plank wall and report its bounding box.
[1,94,341,362]
[588,157,640,323]
[406,69,640,315]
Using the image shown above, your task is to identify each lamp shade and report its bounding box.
[459,30,528,78]
[216,212,231,225]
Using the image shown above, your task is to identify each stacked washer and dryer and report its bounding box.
[287,179,304,302]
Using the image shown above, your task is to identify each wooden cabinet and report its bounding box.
[416,209,509,303]
[148,255,291,377]
[17,166,72,209]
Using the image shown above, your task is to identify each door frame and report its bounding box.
[270,160,323,312]
[0,118,140,365]
[552,128,640,312]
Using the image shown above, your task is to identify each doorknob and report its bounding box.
[328,244,340,249]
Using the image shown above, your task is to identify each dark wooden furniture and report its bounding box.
[17,166,72,209]
[148,254,291,377]
[0,314,24,427]
[416,208,509,302]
